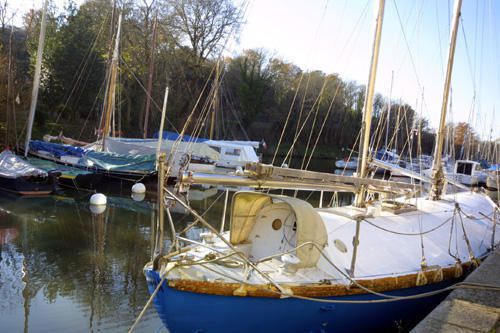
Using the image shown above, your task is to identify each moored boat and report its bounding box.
[485,165,499,201]
[0,150,54,195]
[447,160,487,186]
[138,1,500,332]
[144,190,497,333]
[334,157,358,170]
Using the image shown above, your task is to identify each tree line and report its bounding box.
[0,0,492,165]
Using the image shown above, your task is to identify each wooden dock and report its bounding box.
[412,247,500,332]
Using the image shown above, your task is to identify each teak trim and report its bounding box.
[167,262,473,298]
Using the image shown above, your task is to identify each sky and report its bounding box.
[235,0,499,140]
[8,0,500,140]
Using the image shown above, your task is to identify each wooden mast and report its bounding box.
[6,25,13,145]
[102,12,122,151]
[354,0,385,207]
[24,0,48,157]
[143,14,158,139]
[430,0,462,200]
[209,61,220,140]
[384,70,394,149]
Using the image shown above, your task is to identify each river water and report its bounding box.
[0,178,358,333]
[0,189,167,332]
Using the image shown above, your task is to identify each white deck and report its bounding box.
[163,192,498,288]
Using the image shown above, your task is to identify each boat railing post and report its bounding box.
[165,207,178,252]
[349,218,362,277]
[319,190,324,208]
[220,188,229,233]
[492,208,497,250]
[156,87,169,171]
[150,202,156,259]
[156,153,166,256]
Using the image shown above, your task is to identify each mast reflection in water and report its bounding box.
[0,192,168,332]
[0,184,351,332]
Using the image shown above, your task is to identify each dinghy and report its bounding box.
[0,150,53,195]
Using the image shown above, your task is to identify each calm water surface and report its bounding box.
[0,186,229,332]
[0,189,171,332]
[1,153,433,333]
[0,181,354,333]
[0,148,368,333]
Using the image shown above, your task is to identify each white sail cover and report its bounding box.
[85,137,220,161]
[0,150,47,179]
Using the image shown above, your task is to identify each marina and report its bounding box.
[1,0,499,332]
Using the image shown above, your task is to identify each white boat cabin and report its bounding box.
[449,160,487,186]
[205,140,260,169]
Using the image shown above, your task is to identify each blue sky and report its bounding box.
[10,0,499,140]
[236,0,499,140]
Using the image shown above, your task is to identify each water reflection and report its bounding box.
[0,184,351,332]
[0,193,166,332]
[0,227,19,244]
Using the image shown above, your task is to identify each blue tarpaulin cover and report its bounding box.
[85,151,156,172]
[488,164,499,171]
[29,140,156,174]
[30,140,85,158]
[153,131,208,143]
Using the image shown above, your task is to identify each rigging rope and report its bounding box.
[393,0,429,115]
[363,215,454,236]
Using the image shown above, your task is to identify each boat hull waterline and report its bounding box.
[144,268,459,333]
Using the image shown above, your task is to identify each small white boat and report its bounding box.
[334,157,359,170]
[0,150,53,195]
[485,166,499,201]
[205,140,260,169]
[486,166,499,189]
[446,160,487,186]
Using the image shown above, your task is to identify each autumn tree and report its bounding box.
[166,0,242,62]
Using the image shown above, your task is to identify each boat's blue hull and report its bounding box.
[144,268,454,333]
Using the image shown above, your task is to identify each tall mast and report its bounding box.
[102,12,122,151]
[6,25,14,144]
[143,14,158,139]
[24,0,48,157]
[209,60,220,140]
[444,89,452,158]
[430,0,462,200]
[384,70,394,148]
[354,0,385,207]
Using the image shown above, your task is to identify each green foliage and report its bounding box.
[1,0,458,163]
[230,49,271,126]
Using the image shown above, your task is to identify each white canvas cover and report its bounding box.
[230,191,327,268]
[0,150,47,179]
[85,137,220,161]
[209,140,260,149]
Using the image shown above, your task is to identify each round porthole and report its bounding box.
[272,218,282,230]
[333,239,348,253]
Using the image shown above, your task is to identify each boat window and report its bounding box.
[208,146,221,153]
[457,162,472,175]
[272,219,282,230]
[225,148,241,156]
[475,164,481,171]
